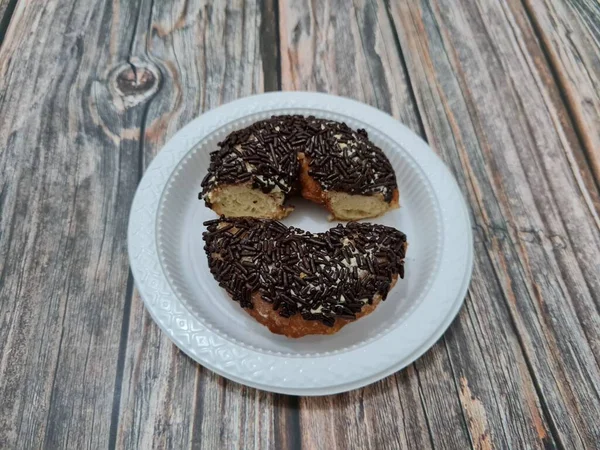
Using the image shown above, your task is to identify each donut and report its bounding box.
[200,115,399,221]
[203,217,407,338]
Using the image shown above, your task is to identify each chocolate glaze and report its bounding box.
[200,115,397,204]
[203,217,407,326]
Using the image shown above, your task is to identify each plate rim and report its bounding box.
[128,91,473,396]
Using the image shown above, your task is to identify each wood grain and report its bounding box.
[280,2,552,448]
[0,0,12,20]
[388,0,600,447]
[279,2,460,449]
[0,0,148,447]
[0,1,293,449]
[279,0,423,136]
[1,0,600,448]
[0,0,17,44]
[524,0,600,185]
[112,1,298,449]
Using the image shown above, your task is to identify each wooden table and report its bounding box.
[1,0,599,448]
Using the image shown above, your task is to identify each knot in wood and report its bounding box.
[110,61,161,108]
[116,66,156,95]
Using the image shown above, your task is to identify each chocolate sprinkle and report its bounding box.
[203,217,407,327]
[200,115,397,203]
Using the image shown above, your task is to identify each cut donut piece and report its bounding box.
[204,183,293,219]
[297,152,399,220]
[203,217,407,338]
[200,115,399,220]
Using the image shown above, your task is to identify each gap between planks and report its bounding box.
[0,0,19,47]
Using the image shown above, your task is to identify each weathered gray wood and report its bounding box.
[524,0,600,186]
[0,0,150,448]
[112,2,298,449]
[388,0,600,447]
[296,376,433,450]
[278,1,571,449]
[0,0,12,21]
[279,1,467,449]
[279,0,423,136]
[1,0,600,448]
[0,0,17,44]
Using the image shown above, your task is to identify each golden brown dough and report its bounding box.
[245,278,396,338]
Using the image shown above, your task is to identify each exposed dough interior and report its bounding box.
[206,183,292,219]
[326,191,391,221]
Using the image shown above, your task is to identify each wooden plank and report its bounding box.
[279,0,566,448]
[1,1,599,449]
[388,0,600,447]
[190,373,298,450]
[112,1,299,449]
[0,0,151,448]
[279,0,423,136]
[296,375,434,450]
[524,0,600,185]
[0,0,18,44]
[0,0,12,21]
[279,1,472,449]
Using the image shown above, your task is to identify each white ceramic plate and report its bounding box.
[128,92,473,395]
